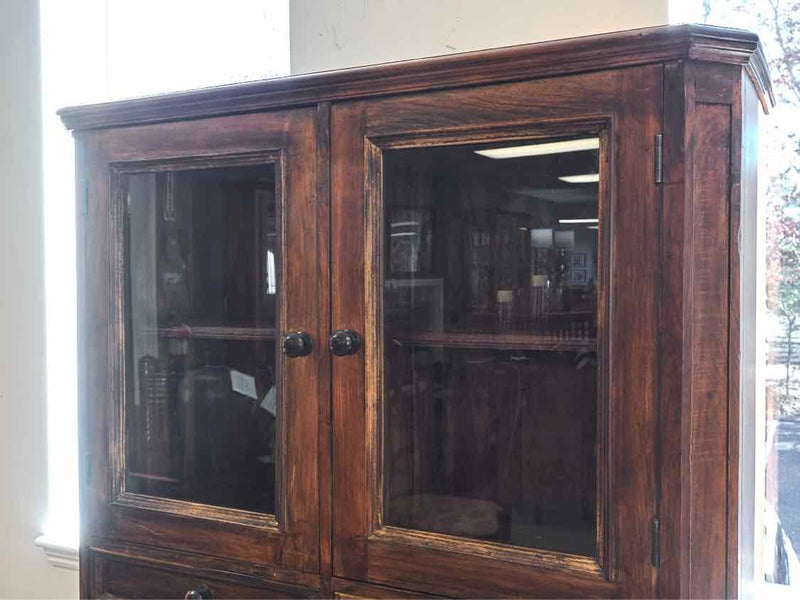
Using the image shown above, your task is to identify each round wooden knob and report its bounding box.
[282,331,313,358]
[329,329,361,356]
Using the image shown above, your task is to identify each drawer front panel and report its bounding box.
[93,553,318,599]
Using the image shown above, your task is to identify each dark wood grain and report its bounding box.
[366,540,614,599]
[657,59,691,600]
[658,60,746,600]
[609,65,662,599]
[59,25,772,132]
[330,101,369,580]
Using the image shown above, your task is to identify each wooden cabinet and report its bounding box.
[61,25,772,599]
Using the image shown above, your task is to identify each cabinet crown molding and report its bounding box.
[58,23,773,132]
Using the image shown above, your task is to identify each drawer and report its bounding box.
[91,552,317,599]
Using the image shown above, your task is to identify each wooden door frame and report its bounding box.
[76,108,326,586]
[331,65,664,598]
[362,120,612,580]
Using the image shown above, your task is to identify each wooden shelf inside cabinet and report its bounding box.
[386,331,596,352]
[152,325,278,342]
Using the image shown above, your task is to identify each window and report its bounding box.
[36,0,289,568]
[671,0,800,594]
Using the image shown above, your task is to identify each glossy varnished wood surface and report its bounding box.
[59,24,772,132]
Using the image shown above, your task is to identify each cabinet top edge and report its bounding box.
[58,23,773,131]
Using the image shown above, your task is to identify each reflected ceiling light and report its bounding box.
[475,137,599,159]
[558,218,598,224]
[559,173,600,184]
[587,226,599,230]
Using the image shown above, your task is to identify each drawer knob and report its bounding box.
[185,585,214,600]
[329,329,361,356]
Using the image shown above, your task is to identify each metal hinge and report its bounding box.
[80,179,89,215]
[654,134,664,184]
[651,517,661,567]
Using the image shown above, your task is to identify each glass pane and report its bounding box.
[382,137,600,556]
[123,164,279,515]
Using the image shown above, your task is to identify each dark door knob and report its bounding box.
[329,329,361,356]
[282,331,313,358]
[185,585,214,600]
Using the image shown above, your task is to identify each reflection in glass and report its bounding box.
[123,165,278,515]
[382,138,600,556]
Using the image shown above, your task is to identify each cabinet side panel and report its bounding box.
[688,101,732,599]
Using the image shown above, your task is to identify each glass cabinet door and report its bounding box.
[382,137,600,557]
[331,66,662,599]
[123,164,280,516]
[84,109,323,574]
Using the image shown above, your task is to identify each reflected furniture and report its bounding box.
[61,24,772,599]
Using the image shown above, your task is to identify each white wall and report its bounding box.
[290,0,669,74]
[0,0,79,596]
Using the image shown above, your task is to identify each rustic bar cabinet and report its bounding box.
[60,24,773,599]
